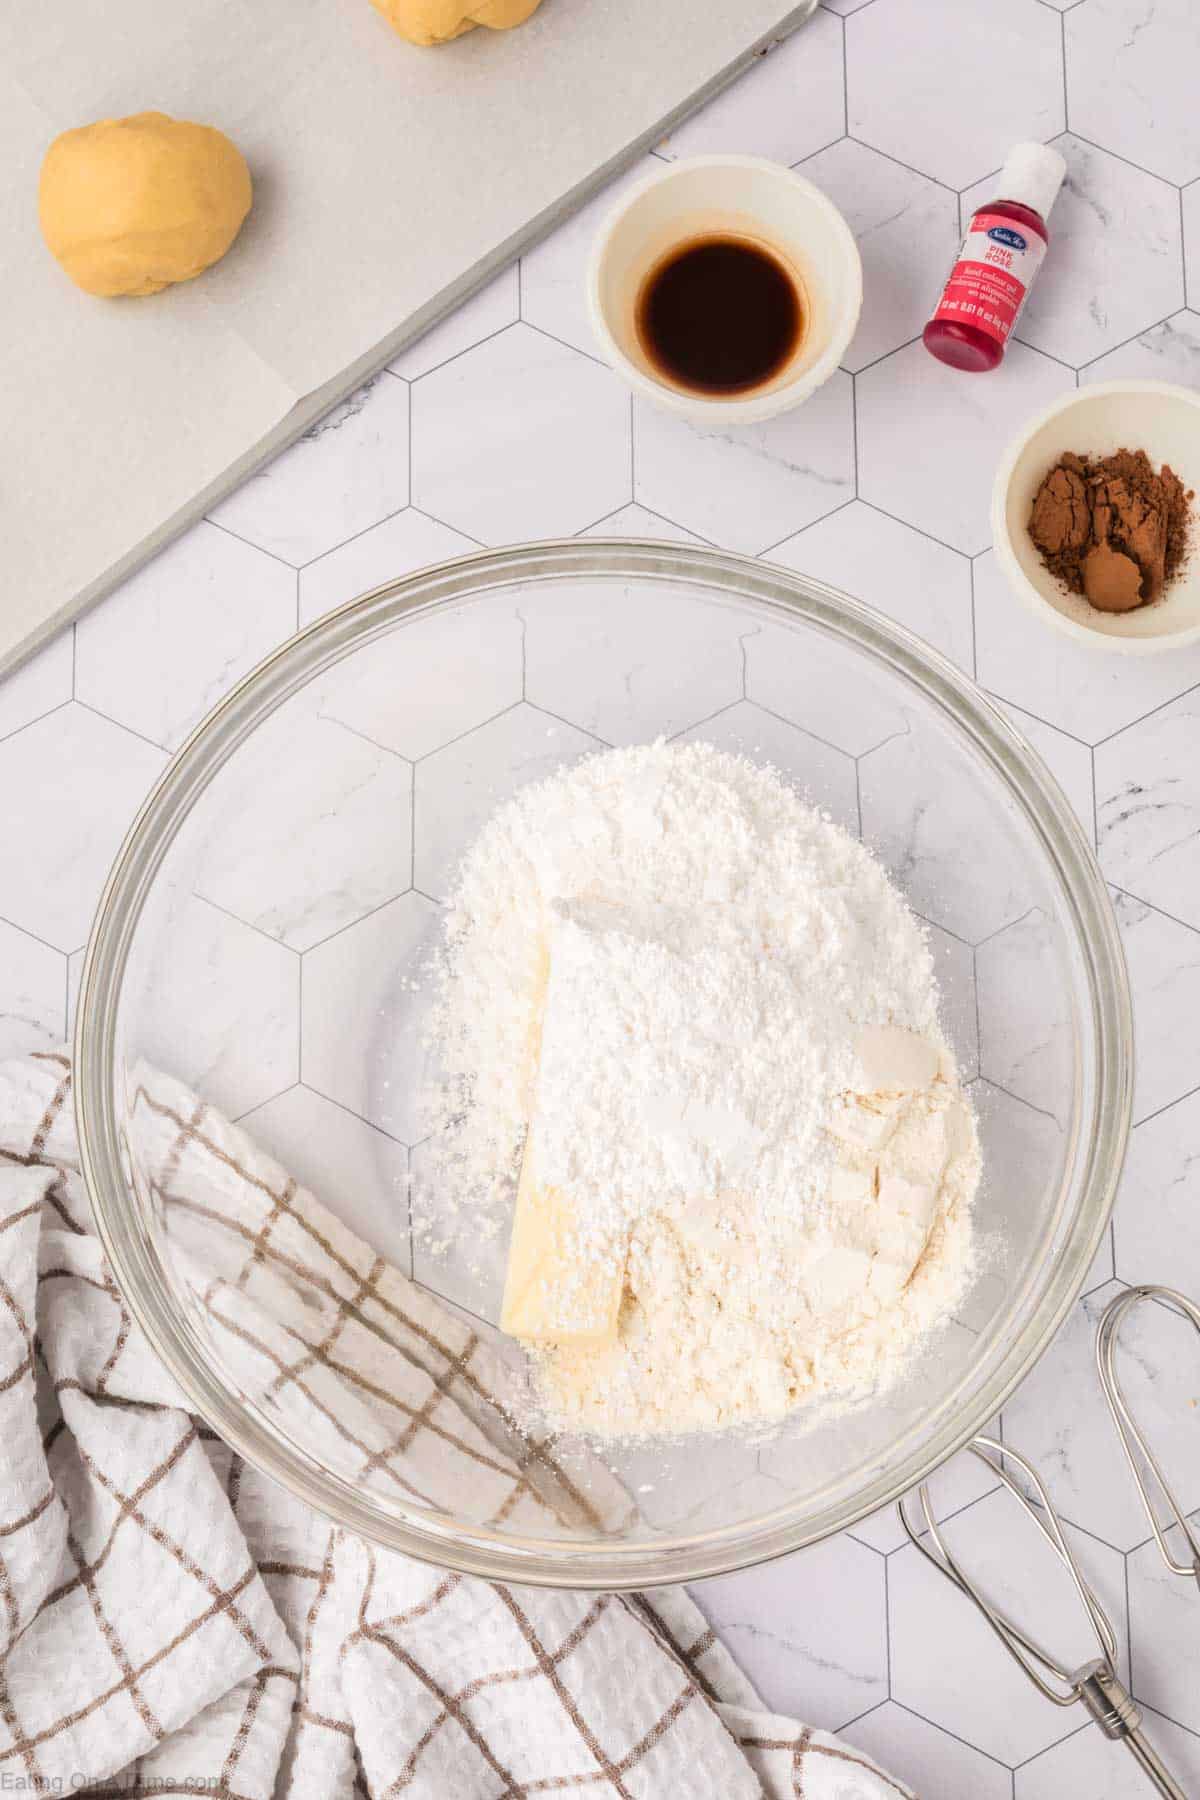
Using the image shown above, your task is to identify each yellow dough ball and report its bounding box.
[371,0,544,47]
[38,111,252,298]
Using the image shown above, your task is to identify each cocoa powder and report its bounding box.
[1028,448,1192,613]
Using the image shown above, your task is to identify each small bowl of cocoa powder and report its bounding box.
[992,381,1200,652]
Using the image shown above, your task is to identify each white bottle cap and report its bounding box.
[997,142,1067,221]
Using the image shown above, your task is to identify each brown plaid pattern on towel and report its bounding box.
[0,1051,910,1800]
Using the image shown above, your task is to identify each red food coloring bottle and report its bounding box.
[924,143,1066,373]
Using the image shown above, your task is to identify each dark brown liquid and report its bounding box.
[636,235,804,396]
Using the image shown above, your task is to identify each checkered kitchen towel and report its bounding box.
[0,1050,910,1799]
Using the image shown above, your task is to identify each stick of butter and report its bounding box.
[500,1128,625,1345]
[500,924,626,1347]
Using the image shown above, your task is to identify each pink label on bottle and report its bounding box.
[930,209,1047,344]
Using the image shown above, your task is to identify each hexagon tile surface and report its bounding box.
[5,7,1200,1796]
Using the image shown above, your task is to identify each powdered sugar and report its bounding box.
[420,739,977,1439]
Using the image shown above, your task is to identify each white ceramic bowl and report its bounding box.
[992,380,1200,653]
[587,155,862,424]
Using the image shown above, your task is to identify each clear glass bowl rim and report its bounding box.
[75,538,1133,1589]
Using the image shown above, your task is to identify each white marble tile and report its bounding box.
[767,501,975,674]
[210,375,410,567]
[298,509,479,626]
[1127,1530,1200,1735]
[577,503,707,545]
[633,371,855,554]
[1082,309,1200,386]
[744,616,906,757]
[859,717,1038,942]
[1017,1712,1200,1799]
[388,264,519,380]
[1066,0,1200,185]
[996,700,1095,842]
[889,1483,1127,1763]
[520,157,667,362]
[800,139,959,374]
[0,704,166,952]
[672,699,860,839]
[965,135,1184,369]
[194,706,413,952]
[857,340,1074,555]
[76,521,296,751]
[1096,692,1200,929]
[1003,1279,1200,1551]
[240,1084,411,1273]
[412,703,602,902]
[1185,185,1200,311]
[132,893,298,1118]
[520,579,743,746]
[974,548,1200,743]
[1112,888,1200,1123]
[0,632,72,742]
[411,324,630,542]
[0,919,65,1063]
[842,1701,1013,1800]
[847,0,1063,188]
[977,909,1075,1119]
[312,600,524,759]
[1112,1089,1200,1295]
[848,1442,999,1555]
[657,13,845,165]
[689,1536,887,1729]
[300,889,442,1145]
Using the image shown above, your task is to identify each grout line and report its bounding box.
[296,1081,411,1150]
[194,891,302,956]
[1128,1078,1200,1133]
[882,1553,892,1697]
[1010,1717,1095,1774]
[0,696,74,753]
[1110,882,1200,942]
[1066,130,1182,190]
[845,332,924,381]
[204,515,301,573]
[405,317,523,388]
[843,134,956,196]
[966,557,978,681]
[73,699,171,757]
[294,502,409,573]
[856,496,972,560]
[410,697,524,765]
[849,370,860,497]
[756,493,858,560]
[521,316,610,371]
[1092,677,1200,749]
[1060,7,1069,133]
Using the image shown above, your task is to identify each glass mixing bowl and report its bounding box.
[76,541,1131,1588]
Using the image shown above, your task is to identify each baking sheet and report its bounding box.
[0,0,815,675]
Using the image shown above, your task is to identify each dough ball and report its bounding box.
[371,0,544,47]
[38,111,252,298]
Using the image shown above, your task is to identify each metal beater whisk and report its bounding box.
[1096,1284,1200,1589]
[898,1435,1189,1798]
